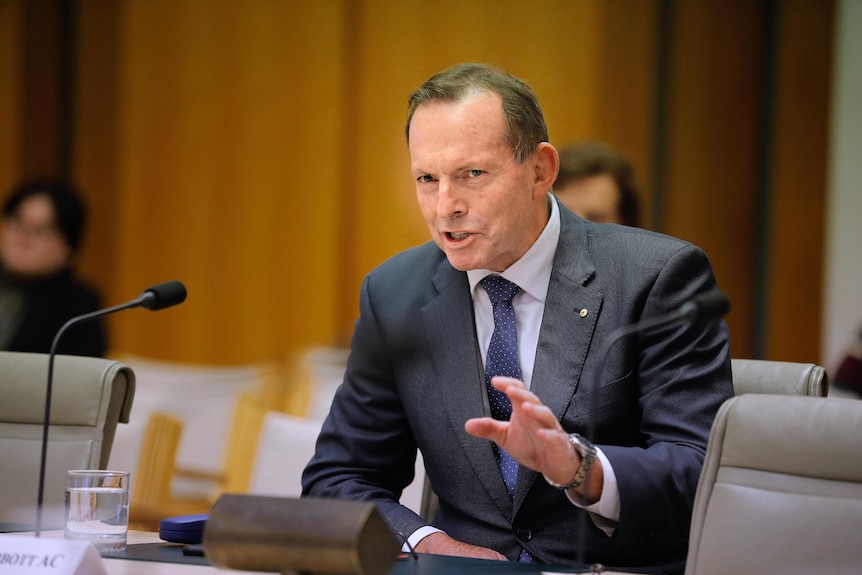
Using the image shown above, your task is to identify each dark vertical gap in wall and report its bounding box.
[752,0,779,359]
[649,0,672,233]
[20,0,61,177]
[58,0,77,179]
[334,1,363,347]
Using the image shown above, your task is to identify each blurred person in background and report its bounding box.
[0,178,107,357]
[833,322,862,397]
[554,141,641,227]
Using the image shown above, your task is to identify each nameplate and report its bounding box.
[0,535,107,575]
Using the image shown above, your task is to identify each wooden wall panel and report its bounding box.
[590,0,659,216]
[100,0,348,363]
[18,0,64,178]
[0,1,22,194]
[75,0,121,308]
[663,0,766,359]
[660,0,833,362]
[2,0,834,366]
[0,0,66,184]
[765,0,833,362]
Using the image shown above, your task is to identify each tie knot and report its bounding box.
[480,275,521,305]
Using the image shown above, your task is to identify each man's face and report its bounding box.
[555,174,622,224]
[408,91,551,272]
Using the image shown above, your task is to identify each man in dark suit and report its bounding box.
[302,63,732,573]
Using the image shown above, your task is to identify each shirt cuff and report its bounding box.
[402,525,444,553]
[565,446,620,536]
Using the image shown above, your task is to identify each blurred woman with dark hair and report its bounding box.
[0,179,107,357]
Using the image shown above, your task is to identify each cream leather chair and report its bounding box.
[0,351,135,529]
[731,358,828,396]
[686,394,862,574]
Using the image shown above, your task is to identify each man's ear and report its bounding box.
[533,142,560,198]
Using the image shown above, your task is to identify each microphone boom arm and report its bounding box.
[35,280,187,536]
[574,289,729,570]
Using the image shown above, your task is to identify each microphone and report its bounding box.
[135,279,188,311]
[35,280,187,536]
[574,289,730,570]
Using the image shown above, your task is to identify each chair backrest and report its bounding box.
[686,394,862,575]
[248,411,427,515]
[248,411,323,498]
[731,358,828,396]
[0,351,135,528]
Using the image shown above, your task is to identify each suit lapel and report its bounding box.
[531,278,601,419]
[513,206,603,509]
[531,205,602,419]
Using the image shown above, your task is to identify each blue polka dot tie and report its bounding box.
[481,276,534,563]
[480,275,522,496]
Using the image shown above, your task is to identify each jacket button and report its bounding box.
[515,528,532,542]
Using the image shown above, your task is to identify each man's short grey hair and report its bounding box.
[406,63,549,164]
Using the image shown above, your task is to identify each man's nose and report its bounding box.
[436,179,465,218]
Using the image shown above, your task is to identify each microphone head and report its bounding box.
[139,280,188,311]
[681,289,730,324]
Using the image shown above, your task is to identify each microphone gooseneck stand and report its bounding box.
[35,280,187,536]
[574,290,729,572]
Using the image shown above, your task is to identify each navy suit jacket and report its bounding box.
[302,202,733,573]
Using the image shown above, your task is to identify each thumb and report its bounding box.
[464,416,506,441]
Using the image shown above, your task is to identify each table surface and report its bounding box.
[3,530,631,575]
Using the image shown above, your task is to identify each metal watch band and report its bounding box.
[543,433,597,491]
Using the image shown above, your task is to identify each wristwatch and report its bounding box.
[543,433,597,490]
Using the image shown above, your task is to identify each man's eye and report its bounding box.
[417,175,436,183]
[467,169,483,178]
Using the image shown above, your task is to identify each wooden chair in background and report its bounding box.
[127,350,325,529]
[128,412,185,530]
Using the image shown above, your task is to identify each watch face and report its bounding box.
[570,433,593,453]
[544,434,597,491]
[570,438,585,456]
[570,434,598,469]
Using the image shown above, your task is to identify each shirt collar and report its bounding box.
[467,194,560,302]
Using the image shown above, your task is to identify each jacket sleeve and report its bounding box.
[596,243,733,545]
[301,273,428,537]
